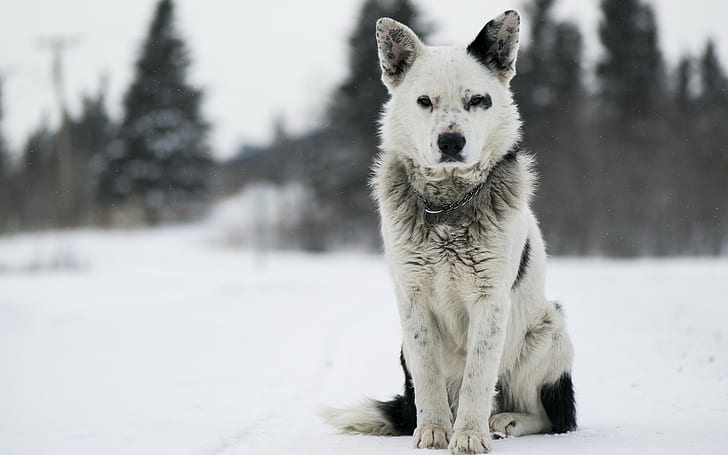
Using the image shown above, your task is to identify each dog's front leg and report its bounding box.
[449,292,511,454]
[398,292,453,449]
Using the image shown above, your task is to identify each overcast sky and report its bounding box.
[1,0,727,159]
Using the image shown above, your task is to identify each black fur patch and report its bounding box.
[494,379,513,414]
[467,11,519,77]
[377,348,417,435]
[511,238,530,289]
[540,372,577,433]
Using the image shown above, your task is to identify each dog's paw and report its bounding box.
[413,423,451,449]
[448,429,491,454]
[489,413,519,438]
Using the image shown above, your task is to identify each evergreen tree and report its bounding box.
[0,141,5,178]
[693,40,728,253]
[591,0,669,254]
[0,78,9,230]
[511,0,588,254]
[514,0,584,122]
[100,0,210,224]
[0,78,7,177]
[309,0,430,247]
[17,120,58,228]
[675,56,695,113]
[596,0,664,123]
[70,85,116,223]
[22,123,55,174]
[698,40,728,111]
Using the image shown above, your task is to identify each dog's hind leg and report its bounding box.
[489,370,576,436]
[495,301,576,437]
[489,411,550,437]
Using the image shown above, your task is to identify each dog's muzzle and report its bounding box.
[438,132,466,163]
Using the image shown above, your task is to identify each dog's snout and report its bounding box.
[438,132,466,158]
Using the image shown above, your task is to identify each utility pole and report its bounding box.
[38,35,80,227]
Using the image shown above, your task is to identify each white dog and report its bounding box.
[323,10,576,454]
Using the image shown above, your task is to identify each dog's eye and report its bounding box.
[417,96,432,108]
[469,94,492,109]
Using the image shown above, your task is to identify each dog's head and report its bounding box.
[376,11,522,176]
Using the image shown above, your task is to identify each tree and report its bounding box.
[511,0,589,254]
[99,0,210,224]
[16,119,58,228]
[0,78,10,230]
[590,0,670,254]
[674,56,695,113]
[596,0,664,123]
[308,0,430,247]
[0,77,8,177]
[514,0,584,124]
[70,84,116,223]
[693,40,728,253]
[697,40,728,112]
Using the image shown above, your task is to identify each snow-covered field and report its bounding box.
[1,225,727,455]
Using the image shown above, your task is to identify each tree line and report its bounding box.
[225,0,728,256]
[1,0,726,256]
[0,0,210,230]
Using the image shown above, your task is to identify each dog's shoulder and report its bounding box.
[475,146,536,224]
[371,151,415,212]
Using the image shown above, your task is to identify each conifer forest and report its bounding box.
[1,0,727,256]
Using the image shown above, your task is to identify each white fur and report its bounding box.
[379,47,521,171]
[319,401,394,435]
[324,11,575,454]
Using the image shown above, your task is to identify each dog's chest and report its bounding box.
[419,221,494,297]
[413,224,483,348]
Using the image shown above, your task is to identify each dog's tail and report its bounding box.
[322,349,417,436]
[320,394,416,436]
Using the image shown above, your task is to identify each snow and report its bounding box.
[1,225,727,454]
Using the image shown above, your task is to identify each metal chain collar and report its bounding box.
[416,181,486,215]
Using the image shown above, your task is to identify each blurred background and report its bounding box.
[0,0,726,255]
[2,2,728,454]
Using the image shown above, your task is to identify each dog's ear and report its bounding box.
[467,10,520,83]
[375,17,425,88]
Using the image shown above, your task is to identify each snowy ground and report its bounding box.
[1,225,727,455]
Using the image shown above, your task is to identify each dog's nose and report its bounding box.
[438,133,466,158]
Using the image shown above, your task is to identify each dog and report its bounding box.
[322,10,576,454]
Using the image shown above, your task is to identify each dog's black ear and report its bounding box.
[375,18,425,89]
[467,10,520,83]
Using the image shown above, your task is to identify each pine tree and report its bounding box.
[694,40,728,253]
[510,0,588,254]
[17,120,58,228]
[514,0,585,118]
[0,78,9,230]
[590,0,669,254]
[0,78,8,177]
[70,85,116,223]
[698,40,728,111]
[309,0,430,246]
[100,0,210,224]
[675,56,694,112]
[596,0,664,123]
